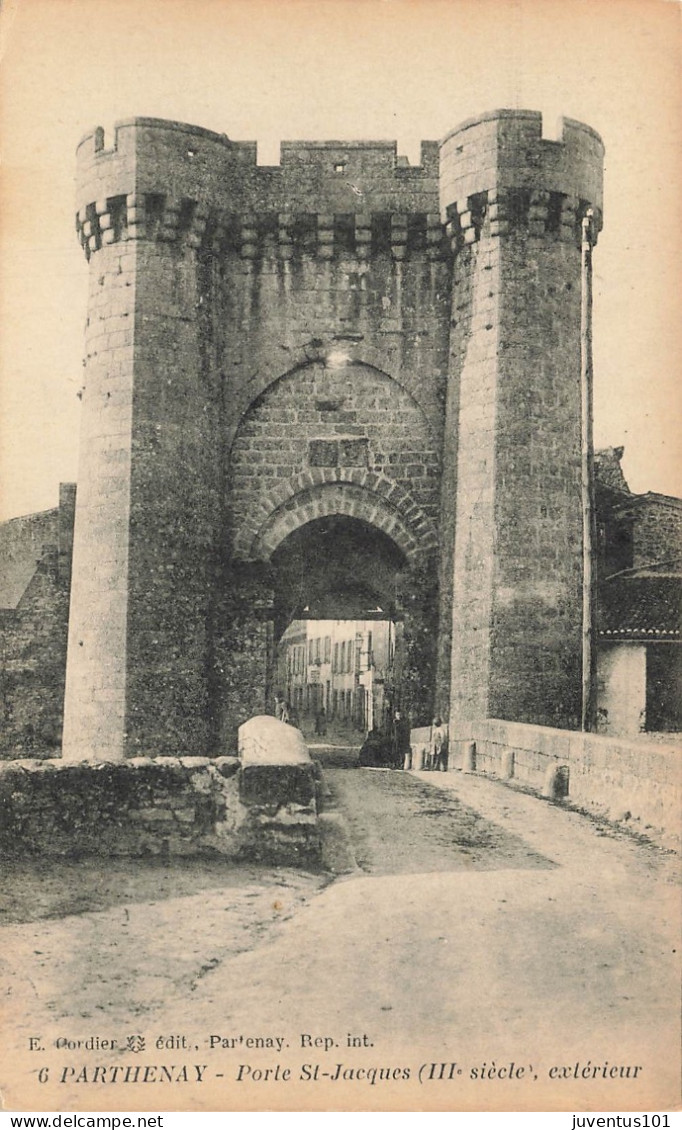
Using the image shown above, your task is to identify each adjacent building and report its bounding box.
[594,448,681,736]
[277,618,396,732]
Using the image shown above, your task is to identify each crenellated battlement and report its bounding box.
[76,118,441,253]
[76,118,438,173]
[76,112,603,263]
[439,109,604,239]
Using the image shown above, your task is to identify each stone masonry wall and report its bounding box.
[211,229,451,452]
[1,488,75,757]
[62,240,137,761]
[631,499,682,568]
[228,360,440,558]
[123,239,222,758]
[0,757,242,856]
[0,751,320,864]
[444,719,681,849]
[0,508,58,609]
[438,111,603,734]
[0,554,69,757]
[440,236,499,723]
[490,228,583,727]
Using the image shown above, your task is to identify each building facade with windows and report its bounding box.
[277,619,395,732]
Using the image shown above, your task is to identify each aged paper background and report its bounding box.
[0,0,680,1114]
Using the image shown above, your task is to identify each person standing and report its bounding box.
[431,717,448,772]
[391,709,411,771]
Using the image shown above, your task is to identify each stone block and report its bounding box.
[214,756,240,777]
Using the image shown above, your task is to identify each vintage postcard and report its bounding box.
[0,0,680,1117]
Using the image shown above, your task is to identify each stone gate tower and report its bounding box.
[62,110,603,761]
[438,112,603,732]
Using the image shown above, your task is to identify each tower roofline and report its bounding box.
[440,109,604,149]
[76,116,238,155]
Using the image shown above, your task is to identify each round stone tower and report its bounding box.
[436,110,604,732]
[63,119,246,760]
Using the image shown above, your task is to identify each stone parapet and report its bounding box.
[237,717,320,863]
[0,756,242,857]
[441,719,681,850]
[75,119,441,262]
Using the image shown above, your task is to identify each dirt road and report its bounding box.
[319,743,552,874]
[1,744,679,1113]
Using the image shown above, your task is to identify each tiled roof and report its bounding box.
[597,576,681,640]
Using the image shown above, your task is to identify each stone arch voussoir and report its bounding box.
[233,470,437,564]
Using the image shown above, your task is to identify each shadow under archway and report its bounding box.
[271,515,406,739]
[270,515,406,640]
[211,516,439,751]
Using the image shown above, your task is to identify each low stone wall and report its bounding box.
[434,720,681,848]
[409,726,433,770]
[0,718,321,863]
[0,757,243,858]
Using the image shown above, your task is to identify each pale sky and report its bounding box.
[1,0,680,520]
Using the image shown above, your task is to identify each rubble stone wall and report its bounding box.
[0,747,320,864]
[1,488,75,757]
[631,500,682,568]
